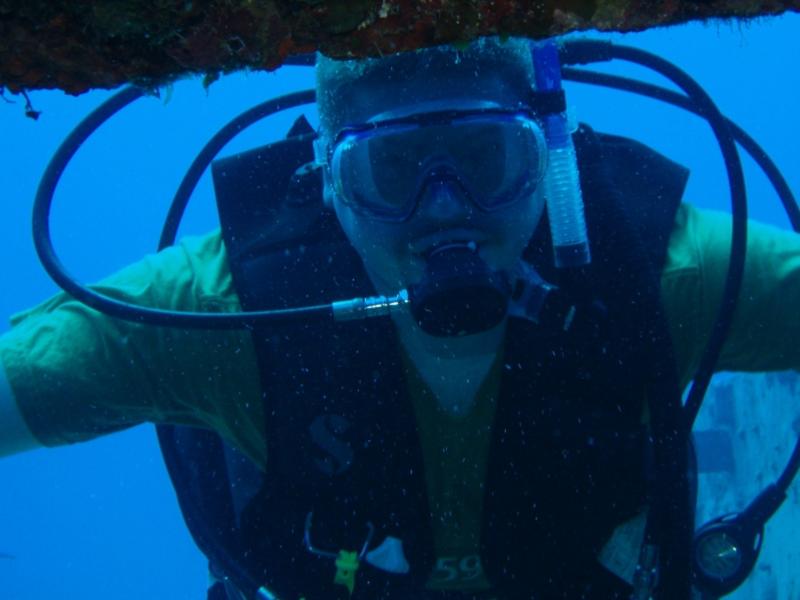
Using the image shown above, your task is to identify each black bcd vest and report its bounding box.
[158,118,689,600]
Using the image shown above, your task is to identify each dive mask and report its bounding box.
[325,107,548,222]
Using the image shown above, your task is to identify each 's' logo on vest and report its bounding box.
[309,414,354,476]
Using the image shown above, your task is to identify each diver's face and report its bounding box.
[325,70,545,295]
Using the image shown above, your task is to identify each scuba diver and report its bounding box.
[1,35,800,600]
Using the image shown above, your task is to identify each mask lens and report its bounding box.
[330,111,546,221]
[332,126,419,221]
[461,116,545,210]
[368,129,430,213]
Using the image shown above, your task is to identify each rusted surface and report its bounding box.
[1,0,797,94]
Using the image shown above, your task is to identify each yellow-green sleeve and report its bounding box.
[0,230,266,465]
[662,204,800,389]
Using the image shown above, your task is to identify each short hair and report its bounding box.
[315,36,535,148]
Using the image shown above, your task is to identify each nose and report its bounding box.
[417,180,472,221]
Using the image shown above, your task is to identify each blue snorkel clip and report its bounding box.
[532,40,591,268]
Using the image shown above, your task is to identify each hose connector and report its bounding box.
[331,290,409,321]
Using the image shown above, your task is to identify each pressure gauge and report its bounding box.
[692,515,762,597]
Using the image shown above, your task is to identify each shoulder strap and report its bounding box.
[211,116,371,306]
[591,129,689,272]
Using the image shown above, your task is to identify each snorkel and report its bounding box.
[532,40,591,268]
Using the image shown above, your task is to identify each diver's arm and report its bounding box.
[0,230,263,459]
[662,204,800,382]
[700,209,800,373]
[0,358,41,457]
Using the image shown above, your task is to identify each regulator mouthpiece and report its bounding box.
[408,244,511,337]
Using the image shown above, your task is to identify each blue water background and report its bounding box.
[0,15,798,599]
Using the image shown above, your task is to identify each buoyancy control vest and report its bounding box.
[158,118,689,600]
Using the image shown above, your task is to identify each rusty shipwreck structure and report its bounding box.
[1,0,798,95]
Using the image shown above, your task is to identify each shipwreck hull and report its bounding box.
[1,0,798,94]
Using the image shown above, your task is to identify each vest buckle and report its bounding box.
[303,511,375,597]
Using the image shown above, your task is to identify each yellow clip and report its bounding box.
[333,550,360,596]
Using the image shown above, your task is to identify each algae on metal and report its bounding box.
[0,0,798,94]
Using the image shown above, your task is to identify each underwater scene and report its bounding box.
[1,11,799,600]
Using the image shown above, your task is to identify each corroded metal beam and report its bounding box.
[1,1,797,95]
